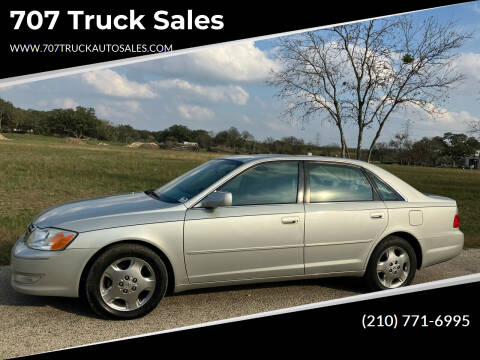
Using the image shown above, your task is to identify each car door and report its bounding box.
[184,160,305,283]
[304,161,388,274]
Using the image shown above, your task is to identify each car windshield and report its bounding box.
[154,159,242,203]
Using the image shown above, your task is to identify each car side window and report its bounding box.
[370,173,403,201]
[308,163,373,202]
[219,161,299,206]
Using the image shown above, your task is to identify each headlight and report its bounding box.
[25,228,77,251]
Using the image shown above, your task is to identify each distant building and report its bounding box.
[12,128,28,134]
[464,150,480,169]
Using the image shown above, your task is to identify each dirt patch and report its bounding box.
[65,137,85,145]
[127,142,159,149]
[97,142,109,146]
[0,134,12,141]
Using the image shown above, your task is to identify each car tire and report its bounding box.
[85,243,168,320]
[364,236,417,291]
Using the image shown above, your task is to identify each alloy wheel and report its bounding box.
[376,246,410,289]
[99,257,156,311]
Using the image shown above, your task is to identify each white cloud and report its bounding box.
[454,52,480,81]
[54,98,78,109]
[177,104,214,120]
[153,79,249,105]
[190,41,281,82]
[406,101,478,132]
[96,100,142,121]
[134,41,281,82]
[82,69,156,98]
[0,84,29,92]
[431,109,479,127]
[36,97,78,109]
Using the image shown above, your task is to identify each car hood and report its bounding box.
[33,192,186,232]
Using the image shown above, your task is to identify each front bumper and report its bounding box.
[10,236,97,298]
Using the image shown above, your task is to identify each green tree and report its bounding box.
[442,132,480,167]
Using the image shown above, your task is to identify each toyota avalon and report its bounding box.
[10,155,464,319]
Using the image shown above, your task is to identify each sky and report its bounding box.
[1,2,480,148]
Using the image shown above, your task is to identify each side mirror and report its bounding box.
[197,191,232,208]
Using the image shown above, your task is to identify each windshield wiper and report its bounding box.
[145,189,179,203]
[144,189,161,200]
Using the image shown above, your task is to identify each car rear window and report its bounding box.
[369,173,403,201]
[308,163,373,202]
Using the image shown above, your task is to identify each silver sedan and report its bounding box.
[10,155,464,319]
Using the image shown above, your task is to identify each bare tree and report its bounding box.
[389,120,414,165]
[468,119,480,138]
[267,32,350,157]
[268,16,470,161]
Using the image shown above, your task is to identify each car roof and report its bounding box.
[219,154,368,167]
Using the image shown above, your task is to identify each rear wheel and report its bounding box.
[85,243,168,319]
[365,236,417,291]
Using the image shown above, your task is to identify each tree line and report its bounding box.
[0,98,337,155]
[1,98,478,166]
[371,130,479,167]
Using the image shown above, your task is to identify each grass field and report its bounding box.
[1,134,479,265]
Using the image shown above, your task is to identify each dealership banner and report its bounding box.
[0,1,469,81]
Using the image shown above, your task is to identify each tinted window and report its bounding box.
[371,174,402,201]
[220,162,298,206]
[155,159,241,203]
[308,163,373,202]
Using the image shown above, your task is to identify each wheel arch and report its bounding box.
[369,231,423,270]
[78,240,176,299]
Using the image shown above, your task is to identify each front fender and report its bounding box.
[69,221,188,292]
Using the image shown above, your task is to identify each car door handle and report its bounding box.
[282,216,299,224]
[370,213,384,219]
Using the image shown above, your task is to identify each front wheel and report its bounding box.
[365,236,417,291]
[85,243,168,319]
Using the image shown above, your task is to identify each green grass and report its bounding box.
[0,134,479,265]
